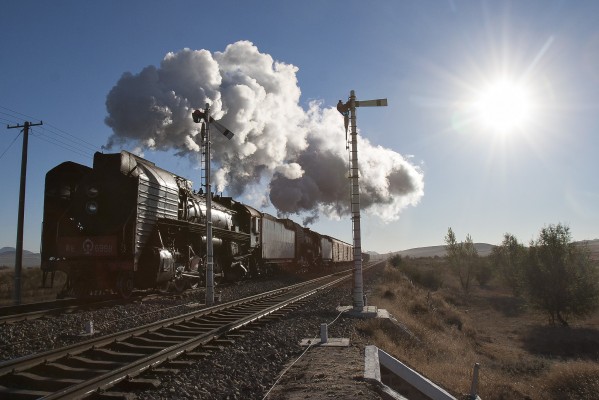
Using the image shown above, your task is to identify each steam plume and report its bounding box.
[105,41,424,224]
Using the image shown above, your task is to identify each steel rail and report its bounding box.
[0,293,148,324]
[0,299,82,323]
[0,266,375,399]
[45,274,350,399]
[0,269,351,375]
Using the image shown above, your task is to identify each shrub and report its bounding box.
[524,224,599,326]
[474,257,494,287]
[491,233,526,295]
[445,228,478,293]
[543,361,599,399]
[398,260,443,291]
[390,254,402,267]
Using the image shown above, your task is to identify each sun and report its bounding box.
[471,79,534,134]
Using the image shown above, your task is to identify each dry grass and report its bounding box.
[358,261,599,400]
[0,266,65,305]
[542,360,599,399]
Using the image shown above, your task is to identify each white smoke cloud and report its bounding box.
[274,163,304,179]
[104,40,424,224]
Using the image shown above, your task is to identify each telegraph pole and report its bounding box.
[338,91,386,310]
[6,120,43,305]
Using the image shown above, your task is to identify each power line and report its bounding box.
[0,113,22,127]
[44,122,99,151]
[0,117,19,127]
[0,105,38,122]
[0,130,21,161]
[30,130,92,158]
[0,105,103,157]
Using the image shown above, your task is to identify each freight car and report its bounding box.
[320,235,353,266]
[40,150,354,299]
[219,204,323,273]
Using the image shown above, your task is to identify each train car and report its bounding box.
[300,227,321,269]
[41,150,250,298]
[362,252,371,263]
[41,150,359,298]
[259,214,296,270]
[319,235,354,267]
[227,199,262,276]
[229,202,298,274]
[320,236,333,266]
[330,237,353,264]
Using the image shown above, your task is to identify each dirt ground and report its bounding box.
[264,272,599,400]
[265,341,387,400]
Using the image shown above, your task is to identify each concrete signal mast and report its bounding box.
[337,90,387,310]
[192,105,235,306]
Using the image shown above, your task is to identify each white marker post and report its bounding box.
[339,91,387,310]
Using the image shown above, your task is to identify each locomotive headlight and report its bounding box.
[85,201,98,215]
[86,186,99,198]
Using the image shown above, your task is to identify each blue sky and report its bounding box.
[1,1,599,254]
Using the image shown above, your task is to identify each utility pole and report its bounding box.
[338,91,386,310]
[6,120,43,305]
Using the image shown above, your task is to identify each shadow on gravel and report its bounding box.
[522,325,599,360]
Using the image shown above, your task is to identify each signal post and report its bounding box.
[338,91,387,314]
[192,106,235,306]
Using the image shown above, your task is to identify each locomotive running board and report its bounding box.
[156,218,250,242]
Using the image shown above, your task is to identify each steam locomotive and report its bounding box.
[40,150,355,298]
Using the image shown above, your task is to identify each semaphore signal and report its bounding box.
[337,91,387,310]
[192,105,235,306]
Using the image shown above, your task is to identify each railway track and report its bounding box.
[0,285,218,325]
[0,292,171,325]
[0,267,363,399]
[0,297,122,325]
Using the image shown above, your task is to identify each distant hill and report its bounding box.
[370,239,599,260]
[392,243,495,258]
[0,247,16,255]
[2,239,597,268]
[575,239,599,260]
[0,247,41,268]
[366,243,495,259]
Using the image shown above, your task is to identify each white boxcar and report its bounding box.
[331,237,353,263]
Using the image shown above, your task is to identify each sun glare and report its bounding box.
[472,79,533,134]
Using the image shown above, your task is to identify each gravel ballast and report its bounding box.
[0,265,384,399]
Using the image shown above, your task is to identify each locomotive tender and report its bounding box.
[41,150,353,298]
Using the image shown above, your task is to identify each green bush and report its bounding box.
[399,260,443,291]
[524,224,599,326]
[390,254,402,267]
[474,258,494,287]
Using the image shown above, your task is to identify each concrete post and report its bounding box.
[348,90,364,310]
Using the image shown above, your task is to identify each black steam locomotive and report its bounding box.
[40,150,354,298]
